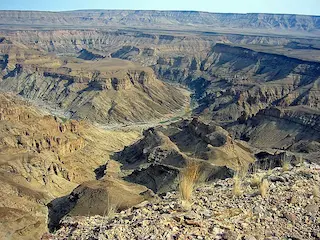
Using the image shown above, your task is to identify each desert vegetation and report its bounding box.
[50,162,320,239]
[259,179,269,198]
[179,160,199,209]
[281,156,292,172]
[232,173,243,197]
[250,173,263,187]
[313,185,320,198]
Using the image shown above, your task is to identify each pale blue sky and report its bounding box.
[0,0,319,16]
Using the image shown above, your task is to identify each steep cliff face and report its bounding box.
[258,107,320,132]
[77,49,106,60]
[0,94,79,239]
[1,30,214,61]
[226,106,320,163]
[2,30,319,125]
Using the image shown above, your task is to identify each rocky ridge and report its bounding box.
[116,118,254,193]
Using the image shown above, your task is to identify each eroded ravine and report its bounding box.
[0,18,320,239]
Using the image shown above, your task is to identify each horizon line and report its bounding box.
[0,9,319,17]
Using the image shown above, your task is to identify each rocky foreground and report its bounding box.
[46,163,320,240]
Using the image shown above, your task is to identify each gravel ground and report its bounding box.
[45,163,320,240]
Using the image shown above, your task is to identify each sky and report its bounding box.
[0,0,319,16]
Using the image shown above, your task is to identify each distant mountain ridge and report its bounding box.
[0,10,319,36]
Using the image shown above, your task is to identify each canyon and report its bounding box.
[0,10,319,239]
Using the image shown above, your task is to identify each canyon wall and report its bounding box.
[1,30,320,124]
[0,40,188,124]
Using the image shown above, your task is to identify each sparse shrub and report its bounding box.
[179,160,199,208]
[233,174,242,197]
[259,179,269,198]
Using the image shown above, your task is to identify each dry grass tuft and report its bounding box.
[99,198,117,237]
[312,185,320,198]
[106,204,117,218]
[251,174,262,187]
[103,195,117,219]
[233,174,243,197]
[259,179,269,198]
[282,160,291,172]
[299,155,304,166]
[179,160,200,207]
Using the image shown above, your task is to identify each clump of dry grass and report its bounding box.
[298,155,304,166]
[233,174,242,197]
[312,185,320,198]
[179,160,199,209]
[99,197,117,237]
[251,174,262,187]
[106,204,117,218]
[104,196,117,218]
[259,179,269,198]
[282,160,291,172]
